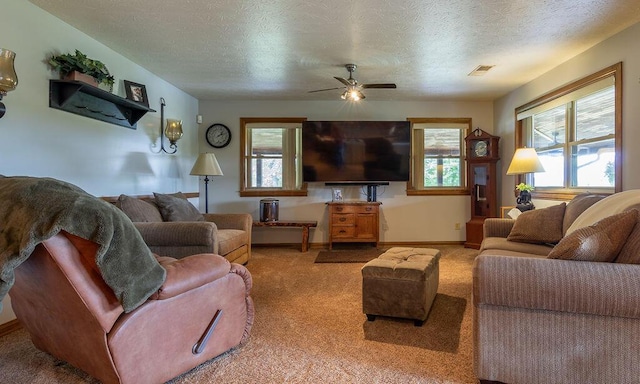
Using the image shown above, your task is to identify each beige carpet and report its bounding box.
[314,247,385,263]
[0,245,479,384]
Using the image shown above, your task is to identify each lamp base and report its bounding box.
[516,203,535,212]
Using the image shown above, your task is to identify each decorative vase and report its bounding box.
[517,190,532,205]
[64,71,98,88]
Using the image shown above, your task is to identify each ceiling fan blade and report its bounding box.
[308,87,343,93]
[334,77,352,86]
[361,83,397,89]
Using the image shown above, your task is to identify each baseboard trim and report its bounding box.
[0,319,21,337]
[252,241,465,249]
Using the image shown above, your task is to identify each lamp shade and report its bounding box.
[0,48,18,95]
[190,153,223,176]
[506,148,545,175]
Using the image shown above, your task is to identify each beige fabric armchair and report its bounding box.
[114,194,252,264]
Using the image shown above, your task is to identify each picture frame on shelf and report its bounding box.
[123,80,149,107]
[332,188,343,202]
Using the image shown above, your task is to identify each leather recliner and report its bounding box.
[9,231,254,384]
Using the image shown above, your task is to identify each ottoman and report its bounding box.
[361,247,440,326]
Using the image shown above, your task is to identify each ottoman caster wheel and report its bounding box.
[366,314,376,322]
[414,319,424,327]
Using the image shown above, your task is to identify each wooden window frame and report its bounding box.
[514,62,622,200]
[406,117,471,196]
[240,117,308,197]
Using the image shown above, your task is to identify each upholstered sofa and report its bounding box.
[473,191,640,383]
[115,193,252,264]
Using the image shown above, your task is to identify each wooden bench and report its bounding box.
[252,221,318,252]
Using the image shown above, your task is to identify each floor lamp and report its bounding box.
[190,153,223,213]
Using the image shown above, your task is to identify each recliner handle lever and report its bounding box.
[192,309,223,355]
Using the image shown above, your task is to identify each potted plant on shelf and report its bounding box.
[48,50,115,91]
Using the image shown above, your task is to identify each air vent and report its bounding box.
[468,65,494,76]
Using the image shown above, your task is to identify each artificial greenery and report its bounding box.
[48,50,115,87]
[515,182,534,192]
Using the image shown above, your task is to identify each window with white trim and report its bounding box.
[515,63,621,196]
[407,118,470,195]
[240,118,307,197]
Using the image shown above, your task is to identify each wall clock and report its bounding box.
[206,123,232,148]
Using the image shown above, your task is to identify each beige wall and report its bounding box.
[0,0,199,324]
[494,22,640,209]
[197,100,494,246]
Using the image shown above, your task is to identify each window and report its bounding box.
[407,118,470,195]
[515,63,621,198]
[240,118,307,197]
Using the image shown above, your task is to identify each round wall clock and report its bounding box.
[206,123,231,148]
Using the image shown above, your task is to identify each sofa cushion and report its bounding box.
[548,210,637,262]
[507,203,566,244]
[153,192,204,222]
[615,209,640,264]
[562,193,607,235]
[217,229,248,255]
[117,194,163,222]
[566,190,640,235]
[481,237,553,257]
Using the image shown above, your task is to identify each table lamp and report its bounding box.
[506,147,545,211]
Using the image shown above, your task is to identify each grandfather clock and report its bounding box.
[464,128,500,249]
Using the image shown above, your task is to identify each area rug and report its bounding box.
[0,245,479,384]
[314,247,385,263]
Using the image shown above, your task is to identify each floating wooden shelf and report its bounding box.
[49,80,156,129]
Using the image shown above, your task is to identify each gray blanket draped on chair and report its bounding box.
[0,175,166,312]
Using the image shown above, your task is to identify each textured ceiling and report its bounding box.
[29,0,640,101]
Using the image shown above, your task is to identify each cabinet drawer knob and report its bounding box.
[336,207,343,212]
[365,207,372,211]
[339,217,346,222]
[339,230,346,234]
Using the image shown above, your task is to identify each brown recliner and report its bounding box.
[9,231,254,384]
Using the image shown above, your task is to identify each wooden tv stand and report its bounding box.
[326,201,381,250]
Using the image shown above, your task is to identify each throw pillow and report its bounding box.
[548,210,637,262]
[116,194,163,222]
[507,203,566,244]
[614,208,640,264]
[153,192,204,222]
[562,193,607,235]
[565,190,640,235]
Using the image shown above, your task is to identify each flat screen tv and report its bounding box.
[302,121,411,183]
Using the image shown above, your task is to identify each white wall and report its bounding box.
[197,100,494,245]
[0,0,199,324]
[494,22,640,208]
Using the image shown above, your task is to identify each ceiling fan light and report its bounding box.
[350,90,359,100]
[340,90,348,99]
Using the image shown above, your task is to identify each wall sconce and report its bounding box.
[0,48,18,119]
[189,153,223,213]
[155,97,183,154]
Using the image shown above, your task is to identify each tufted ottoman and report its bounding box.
[361,247,440,326]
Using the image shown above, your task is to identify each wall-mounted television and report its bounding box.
[302,121,411,183]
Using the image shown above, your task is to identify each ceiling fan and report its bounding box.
[308,64,396,100]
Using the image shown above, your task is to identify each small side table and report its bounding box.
[252,221,318,252]
[500,206,516,218]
